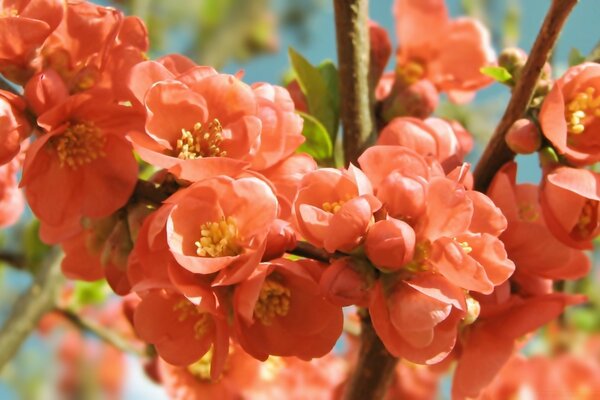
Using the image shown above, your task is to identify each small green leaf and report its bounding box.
[71,280,111,309]
[317,60,340,141]
[297,111,333,160]
[480,66,512,83]
[569,48,586,67]
[289,47,338,140]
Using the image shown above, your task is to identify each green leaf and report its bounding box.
[297,111,333,160]
[71,280,111,309]
[288,47,338,141]
[317,60,340,140]
[587,40,600,62]
[480,66,512,83]
[569,48,586,67]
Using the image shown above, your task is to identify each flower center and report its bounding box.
[456,239,472,254]
[254,279,291,325]
[175,119,226,159]
[52,121,106,169]
[0,7,18,17]
[322,194,353,214]
[518,202,539,222]
[195,216,241,258]
[187,348,213,381]
[173,300,212,340]
[404,241,431,273]
[573,199,598,239]
[396,61,425,85]
[565,86,600,135]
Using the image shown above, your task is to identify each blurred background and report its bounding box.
[0,0,599,398]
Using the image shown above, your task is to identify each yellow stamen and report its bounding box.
[175,119,226,159]
[187,348,213,381]
[195,216,241,258]
[0,7,18,17]
[396,61,425,85]
[322,194,353,214]
[254,279,291,325]
[172,300,212,340]
[565,86,600,135]
[518,202,539,222]
[52,121,106,169]
[574,199,597,238]
[455,238,472,254]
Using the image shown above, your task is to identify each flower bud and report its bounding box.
[378,172,428,221]
[505,118,541,154]
[262,219,297,261]
[498,47,527,83]
[320,257,371,307]
[380,79,439,121]
[365,218,416,271]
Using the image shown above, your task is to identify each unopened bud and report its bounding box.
[380,79,439,121]
[498,47,527,83]
[505,118,541,154]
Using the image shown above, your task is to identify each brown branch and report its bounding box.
[0,252,26,269]
[333,1,398,399]
[56,307,148,358]
[334,0,375,165]
[132,178,180,206]
[0,248,63,372]
[344,312,398,400]
[287,241,332,263]
[473,0,579,192]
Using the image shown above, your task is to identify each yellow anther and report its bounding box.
[52,121,106,169]
[565,86,600,135]
[322,194,353,214]
[457,240,472,254]
[195,216,241,258]
[518,202,539,222]
[254,279,291,326]
[187,348,214,381]
[463,296,481,325]
[396,61,425,85]
[175,118,226,159]
[575,200,597,236]
[0,7,18,17]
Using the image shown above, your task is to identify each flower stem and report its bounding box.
[473,0,579,192]
[0,248,63,372]
[334,0,375,165]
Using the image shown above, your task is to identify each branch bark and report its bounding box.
[0,248,63,372]
[334,0,375,165]
[333,1,398,399]
[473,0,579,192]
[56,308,148,357]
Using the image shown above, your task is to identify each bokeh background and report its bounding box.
[0,0,599,398]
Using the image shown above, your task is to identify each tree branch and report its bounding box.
[0,248,63,372]
[287,241,332,263]
[334,0,375,165]
[333,1,398,399]
[473,0,579,192]
[56,307,148,358]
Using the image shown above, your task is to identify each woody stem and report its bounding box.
[473,0,579,192]
[335,0,376,165]
[334,0,398,399]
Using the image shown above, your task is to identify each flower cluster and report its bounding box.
[0,0,596,399]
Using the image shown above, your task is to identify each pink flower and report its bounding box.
[293,165,381,253]
[540,166,600,249]
[539,62,600,166]
[393,0,495,102]
[233,259,343,361]
[165,176,278,286]
[0,90,31,165]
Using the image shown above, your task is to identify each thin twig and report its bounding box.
[334,0,375,165]
[0,252,26,269]
[473,0,579,192]
[56,307,147,358]
[0,248,63,372]
[287,241,332,263]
